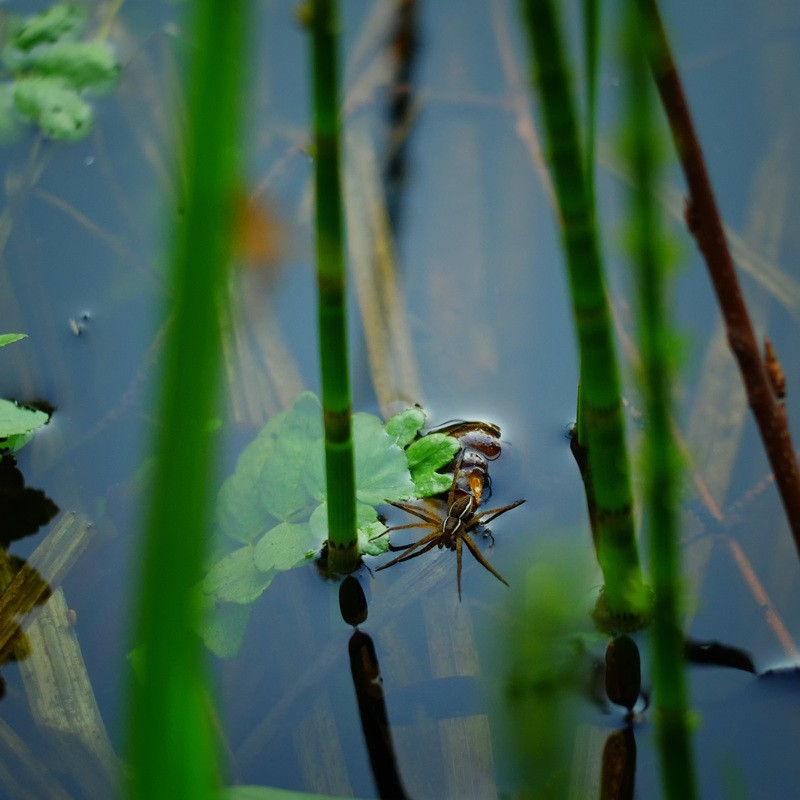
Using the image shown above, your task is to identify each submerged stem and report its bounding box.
[624,8,698,799]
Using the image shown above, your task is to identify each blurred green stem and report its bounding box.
[626,7,698,799]
[310,0,358,572]
[127,2,246,798]
[520,0,648,623]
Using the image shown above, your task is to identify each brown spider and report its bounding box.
[372,457,525,599]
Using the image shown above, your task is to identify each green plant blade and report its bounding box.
[126,0,248,797]
[0,399,48,444]
[0,333,26,347]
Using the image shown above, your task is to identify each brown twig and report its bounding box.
[636,0,800,554]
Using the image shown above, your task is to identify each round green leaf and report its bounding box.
[405,433,460,497]
[201,545,274,604]
[26,41,119,90]
[384,406,426,448]
[13,76,92,141]
[309,502,389,557]
[258,392,324,519]
[353,412,414,505]
[13,4,87,52]
[253,522,314,572]
[198,601,252,660]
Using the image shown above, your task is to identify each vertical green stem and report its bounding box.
[127,2,246,798]
[310,0,358,572]
[625,10,698,799]
[520,0,648,623]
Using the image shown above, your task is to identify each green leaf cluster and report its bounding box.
[0,3,119,142]
[200,392,459,657]
[0,334,47,455]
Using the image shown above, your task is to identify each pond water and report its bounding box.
[1,0,799,797]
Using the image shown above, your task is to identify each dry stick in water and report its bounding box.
[636,0,800,553]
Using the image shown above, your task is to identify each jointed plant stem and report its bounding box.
[310,0,358,572]
[520,0,648,622]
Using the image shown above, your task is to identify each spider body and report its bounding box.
[373,457,524,599]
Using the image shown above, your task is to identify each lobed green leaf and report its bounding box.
[13,75,92,141]
[384,406,425,448]
[405,432,460,497]
[12,3,87,52]
[25,41,119,90]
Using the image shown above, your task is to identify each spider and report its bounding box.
[372,456,525,599]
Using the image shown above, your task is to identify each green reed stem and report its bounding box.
[520,0,648,623]
[624,11,698,800]
[582,0,599,198]
[127,3,246,798]
[310,0,358,572]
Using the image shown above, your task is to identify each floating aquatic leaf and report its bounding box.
[24,41,119,90]
[308,502,389,557]
[385,406,426,448]
[406,432,460,496]
[353,412,415,505]
[13,75,92,141]
[258,392,324,520]
[202,545,274,605]
[0,399,48,445]
[198,600,252,660]
[0,334,26,348]
[12,3,87,52]
[216,468,277,545]
[253,521,315,573]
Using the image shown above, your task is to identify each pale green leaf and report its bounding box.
[198,601,252,659]
[0,399,48,442]
[0,333,26,347]
[13,4,87,52]
[26,41,119,90]
[309,502,388,557]
[253,522,315,573]
[258,392,324,519]
[201,545,274,604]
[384,406,425,448]
[216,472,276,545]
[353,412,414,505]
[13,76,92,141]
[406,433,460,497]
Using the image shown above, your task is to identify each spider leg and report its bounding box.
[469,499,525,527]
[456,535,463,601]
[370,521,437,542]
[447,451,464,509]
[461,531,510,587]
[376,531,443,571]
[386,500,442,526]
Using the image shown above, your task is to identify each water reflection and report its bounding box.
[339,575,409,799]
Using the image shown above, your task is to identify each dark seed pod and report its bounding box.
[605,634,641,711]
[339,575,368,627]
